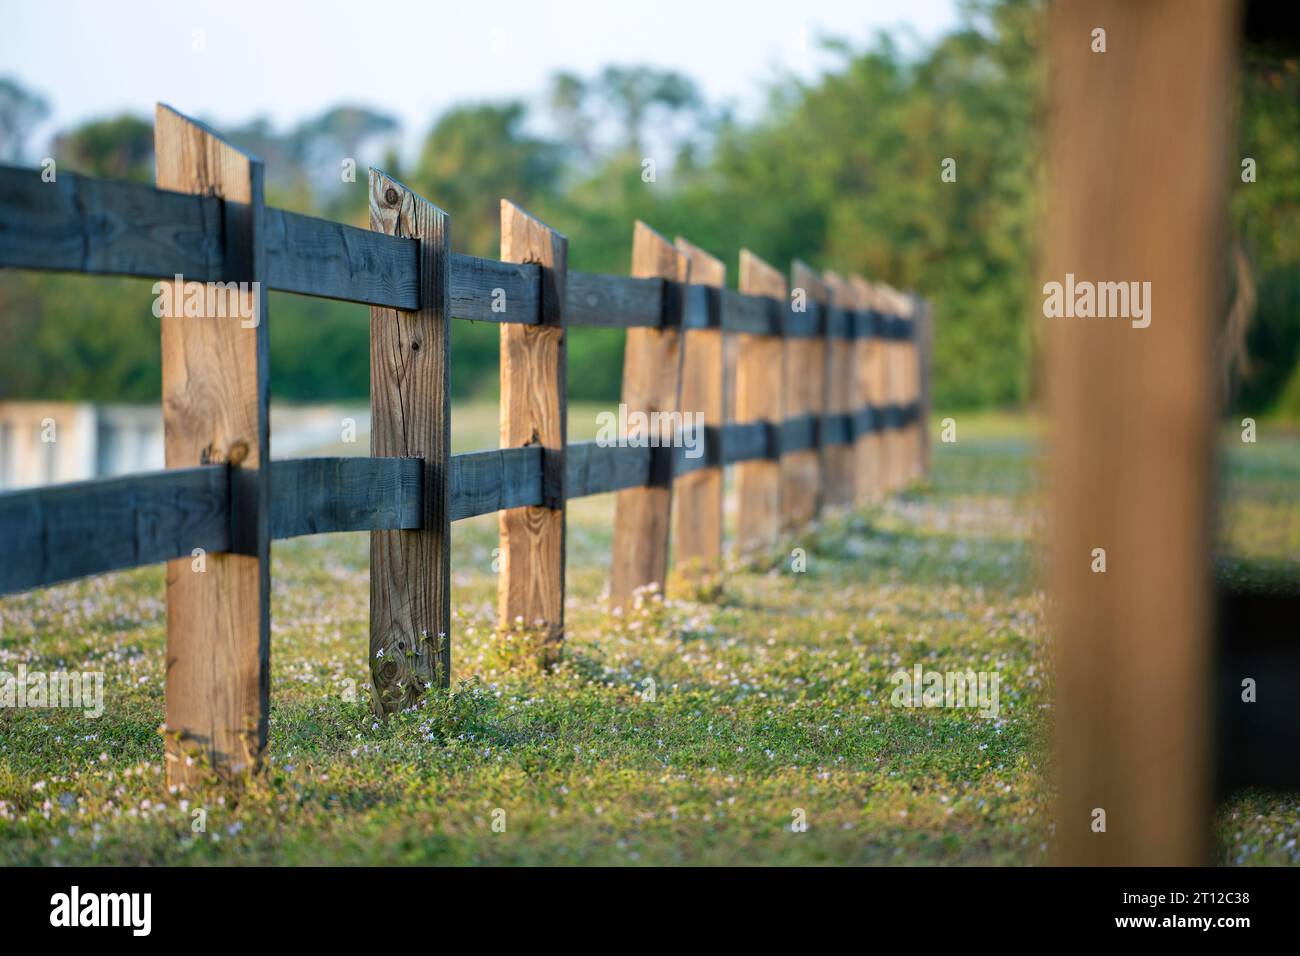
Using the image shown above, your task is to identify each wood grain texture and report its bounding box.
[498,200,568,662]
[0,466,229,594]
[368,169,451,712]
[821,271,856,507]
[267,207,419,309]
[450,252,540,324]
[671,238,726,584]
[610,221,689,607]
[783,260,827,528]
[1047,0,1233,865]
[851,276,887,501]
[734,250,786,554]
[0,164,224,281]
[154,103,269,787]
[271,457,422,539]
[451,447,543,519]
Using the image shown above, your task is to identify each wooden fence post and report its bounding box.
[784,261,827,529]
[734,250,786,555]
[367,170,451,713]
[882,284,907,491]
[671,237,726,590]
[1048,0,1233,865]
[914,294,933,477]
[154,104,269,786]
[894,288,919,484]
[611,222,689,607]
[851,276,888,502]
[822,270,856,508]
[499,201,568,663]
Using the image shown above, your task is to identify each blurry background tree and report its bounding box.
[1,0,1296,418]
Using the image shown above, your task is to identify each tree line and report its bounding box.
[1,0,1296,417]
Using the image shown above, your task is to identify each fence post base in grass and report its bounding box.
[734,250,786,557]
[367,170,451,714]
[670,237,726,598]
[498,201,568,665]
[154,104,270,788]
[611,222,689,608]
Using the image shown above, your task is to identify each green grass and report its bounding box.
[0,410,1296,865]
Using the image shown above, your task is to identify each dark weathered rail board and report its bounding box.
[0,165,914,340]
[1215,583,1300,793]
[449,447,544,520]
[566,271,663,328]
[266,207,419,309]
[0,465,230,593]
[271,457,422,539]
[450,253,541,324]
[565,441,654,498]
[0,163,225,282]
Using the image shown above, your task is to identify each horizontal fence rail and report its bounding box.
[0,108,932,787]
[0,398,923,594]
[0,164,917,337]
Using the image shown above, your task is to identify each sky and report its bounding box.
[1,0,960,157]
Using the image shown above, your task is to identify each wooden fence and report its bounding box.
[0,105,930,785]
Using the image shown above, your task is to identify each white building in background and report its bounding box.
[0,402,370,490]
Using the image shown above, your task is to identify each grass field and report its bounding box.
[1,410,1296,865]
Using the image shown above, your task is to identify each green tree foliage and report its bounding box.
[1230,53,1300,417]
[51,114,154,183]
[2,0,1297,417]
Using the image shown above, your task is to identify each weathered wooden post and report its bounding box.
[499,201,568,664]
[849,276,878,504]
[858,277,891,500]
[883,284,910,490]
[671,237,726,590]
[368,170,451,712]
[913,294,933,477]
[822,270,856,508]
[784,261,826,529]
[154,104,270,786]
[895,288,919,483]
[611,222,689,607]
[734,251,786,554]
[1048,0,1235,865]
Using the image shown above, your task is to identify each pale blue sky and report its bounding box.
[1,0,960,156]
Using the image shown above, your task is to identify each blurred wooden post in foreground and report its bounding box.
[611,223,688,606]
[499,201,568,663]
[672,237,726,590]
[1048,0,1236,865]
[734,250,785,554]
[368,171,451,711]
[155,104,270,787]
